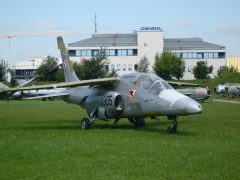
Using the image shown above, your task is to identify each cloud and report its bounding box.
[167,21,192,30]
[0,21,58,32]
[203,24,240,37]
[35,21,57,30]
[201,24,240,56]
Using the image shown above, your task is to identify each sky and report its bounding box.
[0,0,240,65]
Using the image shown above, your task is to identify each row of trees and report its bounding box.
[30,52,219,81]
[137,52,214,80]
[36,51,116,82]
[0,60,8,81]
[1,51,229,82]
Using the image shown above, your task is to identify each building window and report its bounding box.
[76,50,81,56]
[193,53,197,59]
[68,50,76,56]
[204,53,209,59]
[214,53,218,58]
[109,49,115,56]
[128,49,133,56]
[121,50,127,56]
[187,53,193,59]
[128,64,132,71]
[82,50,87,57]
[197,53,203,59]
[182,53,187,59]
[122,64,126,71]
[92,50,99,56]
[105,65,109,72]
[117,50,122,56]
[218,52,225,58]
[133,49,138,56]
[117,64,121,71]
[86,50,91,57]
[134,64,138,70]
[111,64,115,71]
[175,53,181,58]
[208,53,214,59]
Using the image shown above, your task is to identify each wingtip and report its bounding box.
[57,36,66,50]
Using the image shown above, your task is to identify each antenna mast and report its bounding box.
[94,13,98,33]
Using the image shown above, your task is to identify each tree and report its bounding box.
[192,61,213,79]
[74,50,114,80]
[153,51,185,80]
[217,66,237,77]
[36,56,58,81]
[136,56,150,73]
[0,59,7,81]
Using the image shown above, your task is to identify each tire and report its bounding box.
[135,118,145,127]
[81,118,91,130]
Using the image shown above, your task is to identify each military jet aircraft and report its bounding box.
[0,82,68,100]
[0,36,202,133]
[12,87,68,100]
[214,83,240,97]
[0,66,68,101]
[177,87,211,101]
[214,84,228,95]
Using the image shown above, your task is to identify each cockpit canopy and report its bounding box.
[134,73,173,95]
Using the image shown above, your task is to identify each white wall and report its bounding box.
[183,58,226,80]
[137,31,163,70]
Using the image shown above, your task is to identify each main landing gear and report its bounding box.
[128,117,145,127]
[167,116,178,133]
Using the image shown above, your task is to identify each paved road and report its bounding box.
[212,99,240,104]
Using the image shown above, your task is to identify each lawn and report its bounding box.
[0,100,239,179]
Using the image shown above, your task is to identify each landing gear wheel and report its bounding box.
[81,118,91,130]
[134,118,145,127]
[167,116,178,134]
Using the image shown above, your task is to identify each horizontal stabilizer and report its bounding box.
[0,77,119,93]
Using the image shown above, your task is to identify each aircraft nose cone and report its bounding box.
[185,101,202,114]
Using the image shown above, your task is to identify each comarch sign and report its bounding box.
[140,27,162,31]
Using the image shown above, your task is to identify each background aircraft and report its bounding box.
[0,36,203,133]
[0,65,67,100]
[177,87,211,101]
[214,83,240,97]
[0,81,68,100]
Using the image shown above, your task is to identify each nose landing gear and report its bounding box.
[167,116,178,133]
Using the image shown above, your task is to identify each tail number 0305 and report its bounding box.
[102,95,113,106]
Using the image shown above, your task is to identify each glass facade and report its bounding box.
[68,49,138,57]
[174,52,225,59]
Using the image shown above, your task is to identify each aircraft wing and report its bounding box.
[180,92,193,96]
[22,92,70,100]
[167,81,206,87]
[18,75,41,87]
[0,77,119,93]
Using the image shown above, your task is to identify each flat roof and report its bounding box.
[164,38,225,51]
[68,33,225,51]
[68,33,137,47]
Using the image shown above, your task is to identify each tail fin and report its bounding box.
[0,82,9,89]
[57,36,79,82]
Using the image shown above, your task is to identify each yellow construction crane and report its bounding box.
[0,31,87,55]
[0,31,79,38]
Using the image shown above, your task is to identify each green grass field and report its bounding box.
[0,100,239,179]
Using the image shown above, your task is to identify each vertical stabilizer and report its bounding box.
[57,36,79,82]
